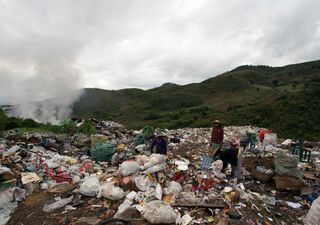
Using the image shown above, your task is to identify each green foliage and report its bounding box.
[2,60,320,140]
[77,119,97,134]
[72,60,320,140]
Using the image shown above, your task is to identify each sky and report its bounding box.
[1,0,320,104]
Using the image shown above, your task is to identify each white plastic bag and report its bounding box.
[119,161,141,176]
[135,175,157,192]
[144,162,167,174]
[176,214,193,225]
[168,181,182,197]
[0,188,18,225]
[211,160,226,178]
[79,176,100,197]
[156,183,162,200]
[113,199,133,218]
[98,182,124,200]
[42,196,73,212]
[304,196,320,225]
[142,200,177,224]
[143,154,165,169]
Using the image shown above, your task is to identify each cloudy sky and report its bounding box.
[1,0,320,104]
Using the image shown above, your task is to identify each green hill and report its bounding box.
[72,60,320,140]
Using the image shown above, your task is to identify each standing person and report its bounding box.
[210,120,224,156]
[150,131,168,155]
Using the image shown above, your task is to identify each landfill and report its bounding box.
[0,121,320,225]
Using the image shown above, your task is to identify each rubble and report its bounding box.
[0,120,319,225]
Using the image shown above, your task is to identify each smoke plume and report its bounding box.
[1,36,84,124]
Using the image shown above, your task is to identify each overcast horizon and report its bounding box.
[1,0,320,104]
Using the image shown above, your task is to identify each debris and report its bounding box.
[42,195,73,212]
[142,200,177,224]
[119,161,141,176]
[286,201,302,209]
[304,196,320,225]
[98,182,124,200]
[0,122,318,225]
[79,175,100,197]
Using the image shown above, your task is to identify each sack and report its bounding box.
[119,161,141,176]
[142,126,154,138]
[304,196,320,225]
[91,143,115,161]
[91,134,109,148]
[142,200,177,224]
[275,152,302,178]
[79,176,100,197]
[134,134,145,146]
[98,182,124,200]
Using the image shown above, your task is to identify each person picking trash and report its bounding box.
[150,131,168,155]
[219,140,242,179]
[210,120,224,157]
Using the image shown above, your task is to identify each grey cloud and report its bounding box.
[0,0,320,109]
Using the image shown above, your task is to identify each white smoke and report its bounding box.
[1,36,84,124]
[9,90,83,124]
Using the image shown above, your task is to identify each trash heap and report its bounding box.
[0,121,320,225]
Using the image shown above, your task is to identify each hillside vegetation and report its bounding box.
[73,60,320,140]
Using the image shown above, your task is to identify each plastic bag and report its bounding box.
[98,182,124,200]
[211,160,226,178]
[156,183,162,200]
[168,181,182,197]
[143,154,165,169]
[144,162,167,174]
[142,200,177,224]
[42,196,73,212]
[135,155,149,164]
[0,188,18,225]
[119,161,141,176]
[176,214,193,225]
[113,199,133,218]
[304,196,320,225]
[135,175,157,192]
[79,176,100,197]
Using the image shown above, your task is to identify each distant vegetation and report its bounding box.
[73,60,320,140]
[0,110,96,137]
[1,60,319,140]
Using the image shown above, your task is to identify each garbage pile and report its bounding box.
[0,121,320,225]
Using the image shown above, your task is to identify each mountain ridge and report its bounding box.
[70,59,319,140]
